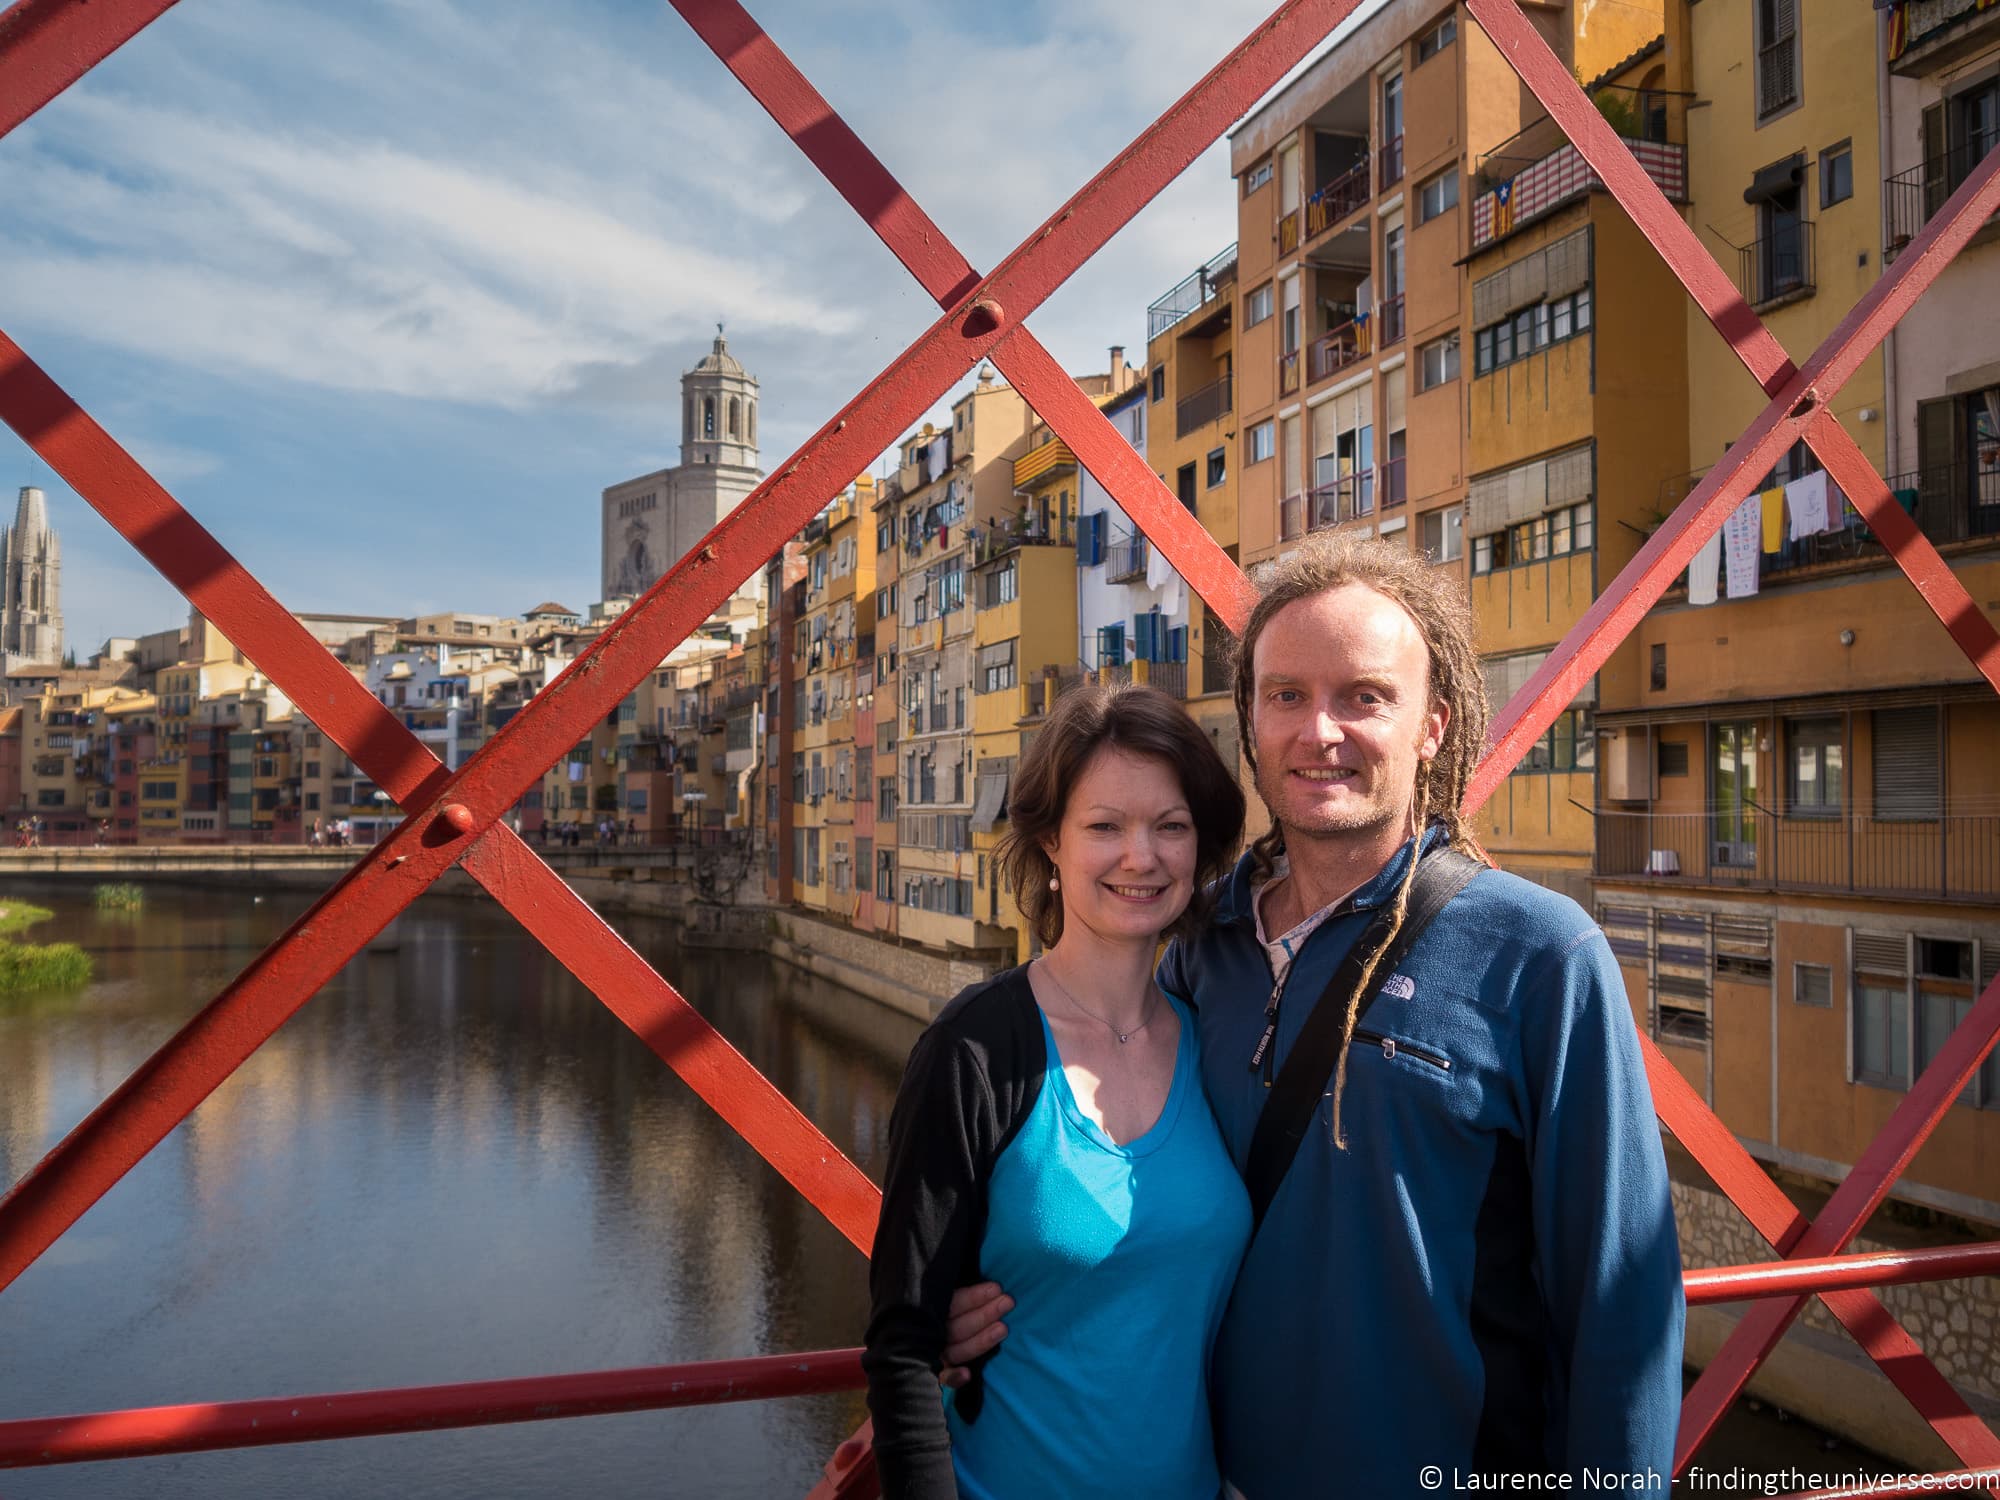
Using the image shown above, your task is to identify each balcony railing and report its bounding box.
[1886,125,2000,260]
[1595,810,2000,904]
[1280,493,1304,541]
[1308,472,1374,531]
[1380,457,1407,510]
[1308,320,1368,382]
[1278,209,1302,256]
[1145,243,1238,339]
[1279,350,1300,396]
[1378,133,1404,191]
[972,511,1074,565]
[1471,134,1686,250]
[1305,159,1370,237]
[1176,373,1232,437]
[1106,535,1150,584]
[1378,293,1405,347]
[1739,221,1815,308]
[1011,435,1076,489]
[1761,462,2000,578]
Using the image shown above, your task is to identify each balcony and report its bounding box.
[1377,293,1405,348]
[1106,535,1150,584]
[1308,319,1369,383]
[1011,435,1077,489]
[1886,124,1999,260]
[1471,119,1686,251]
[1738,222,1815,310]
[1595,810,2000,905]
[1279,350,1300,396]
[972,509,1073,564]
[1377,132,1403,191]
[1146,243,1238,340]
[1308,472,1374,531]
[1888,0,2000,74]
[1175,373,1232,437]
[1380,457,1407,510]
[1305,159,1370,239]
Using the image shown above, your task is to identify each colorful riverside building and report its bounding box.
[892,371,1033,952]
[1593,0,2000,1260]
[1144,247,1245,760]
[969,410,1083,962]
[1463,14,1690,903]
[790,482,875,919]
[866,487,900,937]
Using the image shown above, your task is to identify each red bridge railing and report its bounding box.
[0,1,1995,1497]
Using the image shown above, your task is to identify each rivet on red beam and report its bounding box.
[440,804,477,837]
[963,298,1005,336]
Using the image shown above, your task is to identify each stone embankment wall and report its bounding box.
[1672,1172,2000,1469]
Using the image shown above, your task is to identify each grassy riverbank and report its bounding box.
[0,901,93,993]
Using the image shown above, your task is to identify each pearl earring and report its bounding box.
[1048,874,1060,892]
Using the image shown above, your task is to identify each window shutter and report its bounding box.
[1921,104,1948,217]
[1915,396,1962,521]
[1134,611,1156,664]
[1872,706,1940,821]
[1169,625,1189,664]
[1545,228,1590,299]
[1853,930,1909,979]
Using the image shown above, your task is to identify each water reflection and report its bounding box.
[0,885,920,1499]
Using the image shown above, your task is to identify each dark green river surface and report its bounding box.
[0,884,1902,1497]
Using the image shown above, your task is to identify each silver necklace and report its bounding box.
[1037,958,1161,1044]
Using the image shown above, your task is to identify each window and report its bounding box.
[1658,741,1690,778]
[1470,502,1592,575]
[1419,505,1462,564]
[1916,938,1993,1108]
[1819,140,1852,207]
[1417,170,1458,224]
[1853,934,1909,1090]
[1785,717,1843,817]
[1473,290,1589,375]
[1416,13,1456,62]
[1245,282,1274,328]
[1793,963,1831,1008]
[1754,0,1799,121]
[1245,160,1273,194]
[1419,333,1460,390]
[1207,447,1227,488]
[1247,420,1276,464]
[1151,364,1166,403]
[1649,644,1667,692]
[1873,706,1940,821]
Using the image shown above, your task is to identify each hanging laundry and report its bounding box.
[1723,492,1761,597]
[1760,487,1786,552]
[1688,527,1722,606]
[1784,470,1832,540]
[1145,536,1173,591]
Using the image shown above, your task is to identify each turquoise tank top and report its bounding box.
[944,994,1251,1500]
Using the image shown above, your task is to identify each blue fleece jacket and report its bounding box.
[1160,831,1683,1497]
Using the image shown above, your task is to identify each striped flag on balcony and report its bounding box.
[1492,179,1514,238]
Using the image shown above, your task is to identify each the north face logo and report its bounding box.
[1382,974,1416,1001]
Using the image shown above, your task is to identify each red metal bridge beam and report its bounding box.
[0,0,179,140]
[0,333,885,1271]
[672,0,1264,636]
[0,1349,866,1467]
[1683,1240,2000,1307]
[0,0,1354,1297]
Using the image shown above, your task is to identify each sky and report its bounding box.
[1,0,1386,655]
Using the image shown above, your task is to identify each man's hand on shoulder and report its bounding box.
[940,1281,1012,1388]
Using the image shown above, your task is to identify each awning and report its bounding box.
[1743,156,1805,204]
[970,772,1010,833]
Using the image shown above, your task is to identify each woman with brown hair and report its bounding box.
[863,682,1248,1500]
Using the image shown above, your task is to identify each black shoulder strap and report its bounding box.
[1243,848,1482,1233]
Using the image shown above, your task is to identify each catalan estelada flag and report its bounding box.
[1493,179,1514,238]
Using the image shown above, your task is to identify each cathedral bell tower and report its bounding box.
[2,485,63,671]
[680,325,759,471]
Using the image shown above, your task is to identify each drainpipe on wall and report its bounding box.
[1878,6,1902,476]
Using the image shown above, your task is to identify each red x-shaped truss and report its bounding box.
[0,0,1996,1493]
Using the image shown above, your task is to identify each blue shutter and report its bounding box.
[1133,611,1156,664]
[1169,625,1189,664]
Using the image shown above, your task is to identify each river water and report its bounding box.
[0,885,1906,1497]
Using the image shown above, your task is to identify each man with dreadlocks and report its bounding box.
[944,534,1682,1494]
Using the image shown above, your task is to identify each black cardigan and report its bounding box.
[862,966,1049,1500]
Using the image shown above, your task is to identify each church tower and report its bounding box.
[602,328,764,603]
[2,485,63,671]
[680,325,759,471]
